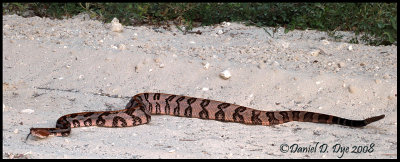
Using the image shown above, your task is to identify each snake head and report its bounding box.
[27,128,50,139]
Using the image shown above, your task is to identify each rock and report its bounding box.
[217,30,224,35]
[159,63,165,68]
[111,18,123,32]
[222,21,231,27]
[375,79,381,84]
[202,87,209,91]
[220,70,231,80]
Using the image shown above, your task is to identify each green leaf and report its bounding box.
[383,31,395,43]
[391,17,397,30]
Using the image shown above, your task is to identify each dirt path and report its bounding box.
[2,14,397,159]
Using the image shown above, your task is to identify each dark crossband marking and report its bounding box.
[143,93,153,113]
[139,106,151,122]
[279,111,290,123]
[233,106,247,123]
[251,110,262,125]
[153,93,162,114]
[83,112,95,117]
[266,112,279,125]
[215,103,231,121]
[184,98,197,118]
[153,93,161,100]
[72,120,80,127]
[292,111,300,121]
[174,96,186,116]
[199,99,210,119]
[164,95,176,115]
[96,117,106,126]
[317,114,330,123]
[303,112,314,122]
[130,115,142,126]
[84,119,92,126]
[112,116,128,127]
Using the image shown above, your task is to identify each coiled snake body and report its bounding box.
[28,93,385,139]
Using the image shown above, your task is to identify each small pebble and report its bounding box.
[257,63,266,69]
[159,63,165,68]
[135,64,141,72]
[220,70,231,80]
[281,41,290,49]
[383,74,391,79]
[154,58,161,63]
[143,58,151,64]
[310,49,321,57]
[222,21,231,26]
[338,62,346,68]
[217,30,224,35]
[375,79,381,84]
[348,85,357,94]
[203,62,210,69]
[202,87,209,91]
[321,39,330,45]
[118,44,126,50]
[348,45,353,51]
[14,129,19,134]
[111,18,123,32]
[111,45,118,49]
[21,109,34,114]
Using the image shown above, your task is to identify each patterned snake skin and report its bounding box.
[28,93,385,139]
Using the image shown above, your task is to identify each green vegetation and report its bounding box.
[2,3,397,46]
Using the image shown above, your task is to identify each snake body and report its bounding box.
[28,93,385,139]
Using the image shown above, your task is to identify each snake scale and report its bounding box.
[28,93,385,139]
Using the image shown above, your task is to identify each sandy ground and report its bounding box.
[2,14,397,159]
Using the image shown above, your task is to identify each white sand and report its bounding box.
[2,14,397,159]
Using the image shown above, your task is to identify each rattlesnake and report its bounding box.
[28,93,385,139]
